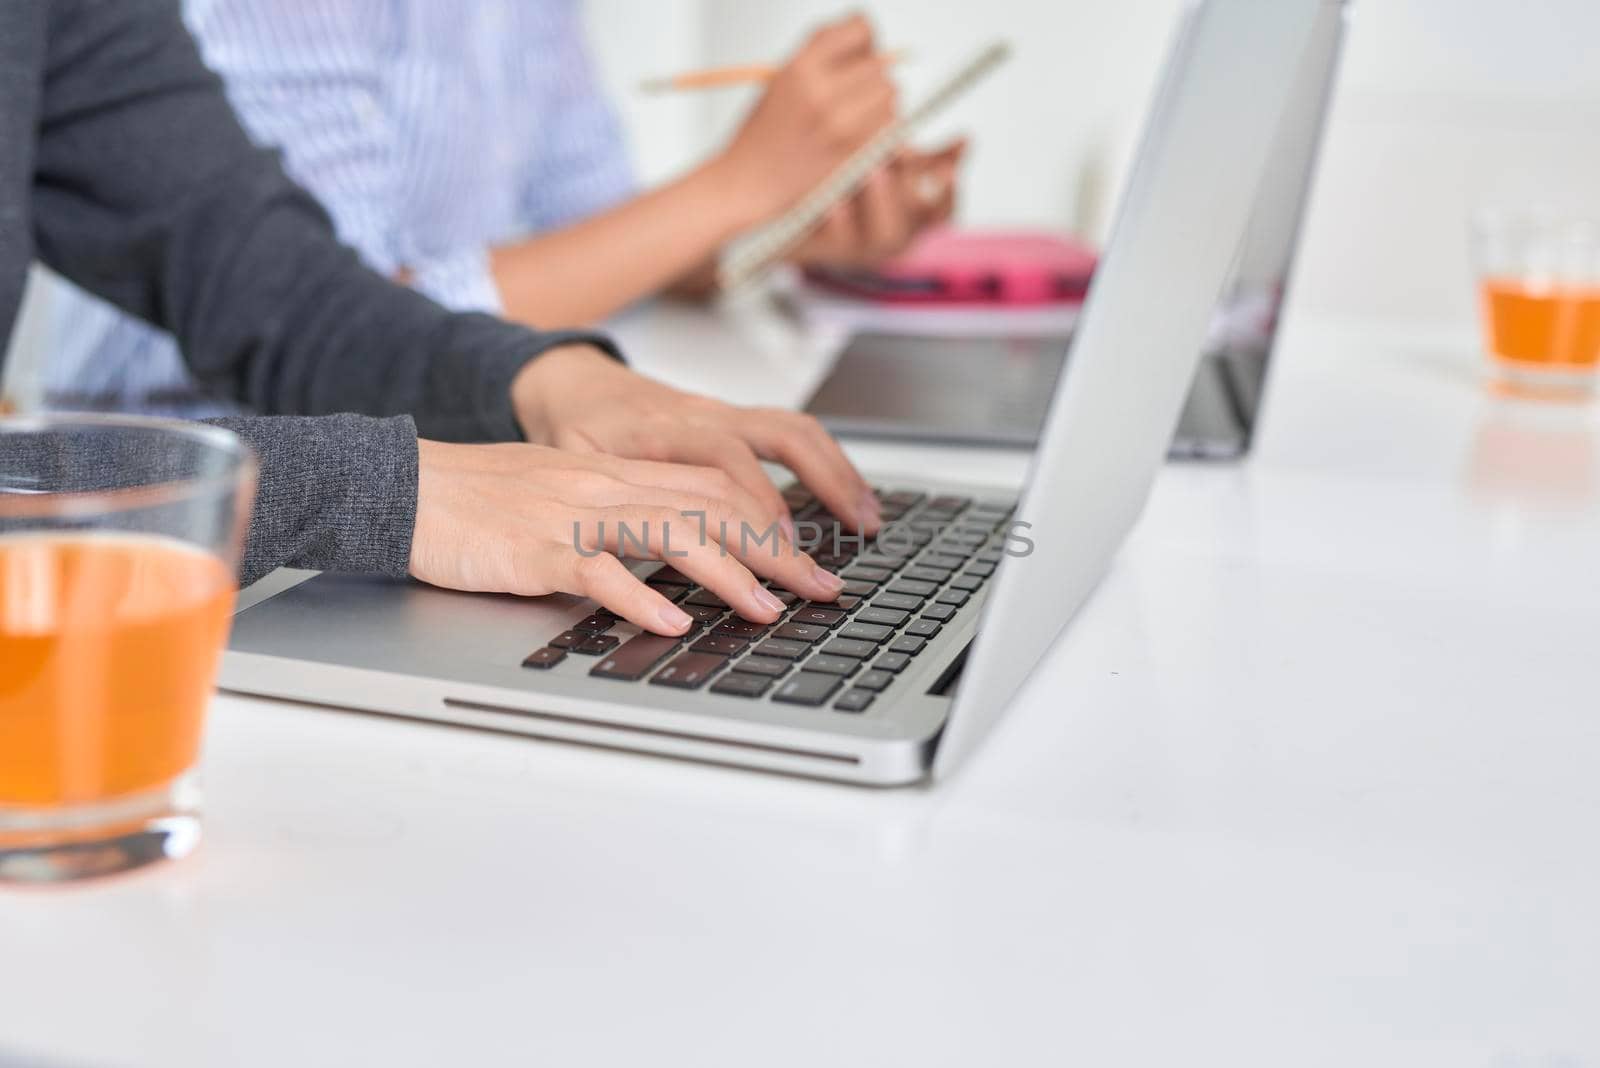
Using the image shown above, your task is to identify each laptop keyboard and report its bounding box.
[518,487,1015,714]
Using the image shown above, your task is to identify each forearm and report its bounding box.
[33,0,623,445]
[490,156,763,326]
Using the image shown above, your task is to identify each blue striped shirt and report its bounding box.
[45,0,634,416]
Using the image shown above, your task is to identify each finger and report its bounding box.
[592,445,792,549]
[582,505,840,621]
[858,166,914,258]
[561,550,695,637]
[737,410,881,535]
[795,201,863,265]
[809,13,875,65]
[627,430,795,543]
[827,69,898,137]
[900,155,957,226]
[555,436,792,554]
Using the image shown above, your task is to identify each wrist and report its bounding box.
[698,150,779,234]
[509,343,613,445]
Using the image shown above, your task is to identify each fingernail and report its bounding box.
[813,566,845,594]
[752,585,786,616]
[659,604,693,633]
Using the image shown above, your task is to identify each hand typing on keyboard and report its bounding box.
[509,345,884,535]
[408,440,852,636]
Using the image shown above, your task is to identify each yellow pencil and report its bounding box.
[641,50,907,93]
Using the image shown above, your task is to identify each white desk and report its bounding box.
[5,304,1600,1067]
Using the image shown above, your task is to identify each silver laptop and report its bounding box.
[222,0,1346,786]
[805,3,1346,459]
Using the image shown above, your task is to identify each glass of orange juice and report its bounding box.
[0,415,255,883]
[1474,210,1600,395]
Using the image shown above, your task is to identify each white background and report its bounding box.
[586,0,1600,328]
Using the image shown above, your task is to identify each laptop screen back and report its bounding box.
[932,0,1347,778]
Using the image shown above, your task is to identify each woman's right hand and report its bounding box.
[407,440,848,636]
[713,14,899,225]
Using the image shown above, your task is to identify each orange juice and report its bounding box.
[0,534,235,807]
[1480,278,1600,370]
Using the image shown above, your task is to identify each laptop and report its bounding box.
[804,2,1346,459]
[221,0,1347,786]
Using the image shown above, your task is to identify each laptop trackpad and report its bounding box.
[806,333,1069,447]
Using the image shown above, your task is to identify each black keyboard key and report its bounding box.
[842,565,893,583]
[965,561,997,578]
[782,486,815,510]
[792,606,846,628]
[833,689,876,713]
[935,589,971,607]
[928,495,972,513]
[752,638,810,660]
[650,652,727,689]
[684,588,730,609]
[834,594,864,612]
[882,490,926,508]
[889,635,927,656]
[857,552,910,569]
[647,582,690,602]
[769,588,801,606]
[854,670,894,692]
[822,638,877,659]
[801,654,860,677]
[921,603,958,622]
[841,578,879,597]
[856,606,910,628]
[839,622,894,644]
[886,579,938,598]
[905,618,942,638]
[572,613,615,634]
[691,634,747,656]
[774,621,829,643]
[946,529,989,546]
[647,565,693,586]
[948,573,985,591]
[901,566,952,584]
[920,552,967,571]
[712,618,769,640]
[929,540,976,559]
[772,672,843,706]
[683,603,725,624]
[572,633,621,656]
[873,652,912,673]
[548,630,583,649]
[589,633,679,678]
[521,647,566,669]
[975,548,1004,564]
[730,655,791,677]
[711,672,774,698]
[872,592,924,612]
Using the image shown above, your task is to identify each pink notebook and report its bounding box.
[803,227,1098,305]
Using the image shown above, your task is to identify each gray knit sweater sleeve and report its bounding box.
[21,0,622,581]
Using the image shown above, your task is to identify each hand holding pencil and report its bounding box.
[704,15,909,228]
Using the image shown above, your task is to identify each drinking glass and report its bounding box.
[0,415,255,883]
[1473,210,1600,395]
